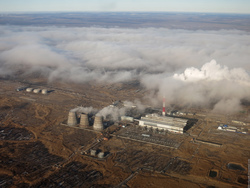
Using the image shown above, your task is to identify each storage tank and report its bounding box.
[90,149,96,156]
[41,89,48,94]
[33,89,41,94]
[26,88,33,92]
[67,111,77,126]
[98,152,105,159]
[93,116,104,131]
[79,114,89,128]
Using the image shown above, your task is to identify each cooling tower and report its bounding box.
[67,111,77,126]
[93,116,104,131]
[79,114,89,128]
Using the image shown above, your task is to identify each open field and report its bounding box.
[0,76,249,187]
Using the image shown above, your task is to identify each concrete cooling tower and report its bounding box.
[79,114,89,128]
[93,116,104,131]
[67,111,77,126]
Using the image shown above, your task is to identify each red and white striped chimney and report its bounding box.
[162,96,166,116]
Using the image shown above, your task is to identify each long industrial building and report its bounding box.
[136,114,188,134]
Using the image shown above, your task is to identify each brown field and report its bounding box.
[0,77,249,188]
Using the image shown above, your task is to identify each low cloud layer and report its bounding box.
[0,25,250,113]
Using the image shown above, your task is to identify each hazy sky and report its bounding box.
[0,0,249,14]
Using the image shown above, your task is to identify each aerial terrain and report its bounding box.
[0,12,250,188]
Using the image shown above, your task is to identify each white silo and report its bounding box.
[26,88,33,92]
[93,116,104,131]
[67,111,77,126]
[42,89,48,94]
[33,89,41,94]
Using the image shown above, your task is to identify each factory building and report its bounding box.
[217,124,237,132]
[120,116,134,122]
[136,114,188,134]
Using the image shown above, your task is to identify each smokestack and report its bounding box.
[162,96,166,116]
[79,113,89,128]
[93,116,104,131]
[67,111,77,126]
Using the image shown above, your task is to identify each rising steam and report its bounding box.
[173,59,250,85]
[70,100,147,121]
[0,26,250,113]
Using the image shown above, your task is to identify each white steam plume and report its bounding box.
[142,60,250,113]
[70,106,98,114]
[96,106,126,121]
[1,26,250,113]
[70,100,147,121]
[173,59,250,85]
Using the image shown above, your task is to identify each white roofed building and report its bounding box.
[136,114,188,134]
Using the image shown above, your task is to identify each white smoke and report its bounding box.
[96,106,126,121]
[146,59,250,113]
[1,26,250,113]
[123,100,146,112]
[173,60,250,85]
[70,106,98,114]
[70,100,147,121]
[212,98,242,114]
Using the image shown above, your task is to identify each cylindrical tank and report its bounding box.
[98,152,105,159]
[42,89,48,94]
[79,114,89,128]
[93,116,104,131]
[90,149,96,156]
[67,111,77,126]
[33,89,41,94]
[26,88,33,92]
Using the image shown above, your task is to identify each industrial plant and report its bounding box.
[67,110,104,131]
[2,77,250,188]
[65,96,193,136]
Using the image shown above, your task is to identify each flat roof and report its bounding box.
[136,115,188,128]
[140,119,186,128]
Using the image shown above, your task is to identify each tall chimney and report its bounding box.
[162,96,166,116]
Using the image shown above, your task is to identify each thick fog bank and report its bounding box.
[0,26,250,113]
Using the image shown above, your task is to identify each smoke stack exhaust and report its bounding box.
[162,96,166,116]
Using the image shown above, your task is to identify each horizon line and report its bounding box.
[0,11,250,16]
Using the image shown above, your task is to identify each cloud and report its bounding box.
[173,60,250,84]
[0,25,250,113]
